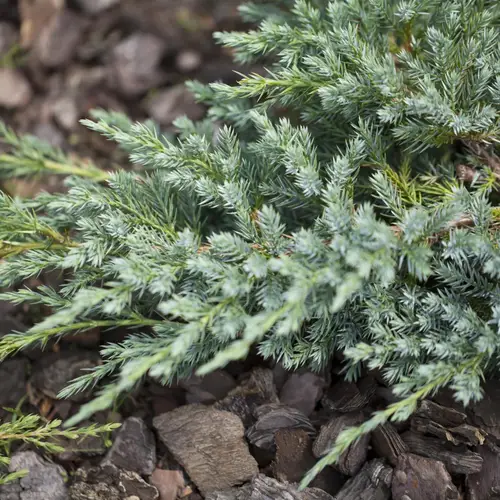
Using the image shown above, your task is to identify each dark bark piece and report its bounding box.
[273,428,316,483]
[53,418,108,461]
[415,400,466,427]
[180,369,237,404]
[469,380,500,441]
[30,350,101,402]
[322,377,376,413]
[302,488,335,500]
[205,484,253,500]
[153,405,258,496]
[247,404,316,452]
[272,429,345,496]
[411,416,486,446]
[206,475,335,500]
[401,431,483,474]
[215,367,279,427]
[0,358,29,418]
[231,367,279,403]
[411,417,459,444]
[371,423,408,466]
[467,445,500,500]
[101,417,156,475]
[450,423,486,446]
[313,413,369,476]
[279,371,326,417]
[392,453,459,500]
[332,459,392,500]
[249,474,303,500]
[272,362,290,392]
[69,463,158,500]
[215,368,279,428]
[214,393,263,428]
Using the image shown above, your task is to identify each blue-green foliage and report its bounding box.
[0,0,499,485]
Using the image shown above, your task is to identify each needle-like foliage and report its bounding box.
[0,0,499,486]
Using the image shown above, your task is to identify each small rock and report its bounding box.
[33,9,89,68]
[75,0,121,14]
[18,0,64,49]
[110,33,165,97]
[153,405,258,496]
[0,22,18,55]
[69,464,159,500]
[176,50,202,73]
[180,369,237,404]
[247,404,316,452]
[279,371,326,417]
[52,95,79,131]
[32,122,66,149]
[333,459,392,500]
[102,417,156,476]
[144,85,204,125]
[467,445,500,500]
[0,68,33,109]
[30,350,101,402]
[313,413,369,476]
[392,453,459,500]
[149,469,185,500]
[0,451,68,500]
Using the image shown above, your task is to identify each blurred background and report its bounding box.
[0,0,258,196]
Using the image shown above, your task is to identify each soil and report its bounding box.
[1,1,500,499]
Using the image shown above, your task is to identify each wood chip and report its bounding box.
[205,475,335,500]
[246,404,316,452]
[402,431,483,474]
[371,423,408,466]
[153,405,258,496]
[467,445,500,500]
[415,400,466,427]
[469,380,500,441]
[272,429,344,496]
[313,413,369,476]
[321,377,376,413]
[392,453,459,500]
[333,459,392,500]
[411,416,485,446]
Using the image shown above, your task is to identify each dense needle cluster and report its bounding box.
[0,0,499,484]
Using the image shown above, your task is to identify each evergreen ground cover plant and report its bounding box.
[0,0,499,487]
